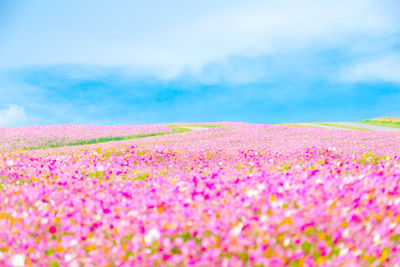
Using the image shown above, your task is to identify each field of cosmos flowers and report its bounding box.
[1,122,400,267]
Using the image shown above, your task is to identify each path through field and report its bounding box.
[181,126,209,131]
[296,123,347,130]
[335,122,400,131]
[297,122,400,131]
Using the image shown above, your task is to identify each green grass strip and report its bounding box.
[365,117,400,123]
[66,132,169,146]
[20,125,218,151]
[21,127,190,150]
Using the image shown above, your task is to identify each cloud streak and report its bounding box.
[341,54,400,84]
[0,104,28,127]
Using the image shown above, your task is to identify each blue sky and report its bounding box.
[0,0,399,127]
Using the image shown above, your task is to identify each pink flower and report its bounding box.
[49,225,57,234]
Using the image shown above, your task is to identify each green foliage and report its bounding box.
[49,261,61,267]
[120,234,134,244]
[181,232,194,242]
[135,173,151,181]
[301,241,312,253]
[313,250,322,260]
[45,249,55,256]
[364,117,400,123]
[170,127,192,133]
[391,234,400,242]
[237,251,249,263]
[170,247,182,254]
[359,152,383,166]
[289,259,302,267]
[361,120,400,129]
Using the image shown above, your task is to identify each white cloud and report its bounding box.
[0,0,399,78]
[341,54,400,83]
[0,104,28,127]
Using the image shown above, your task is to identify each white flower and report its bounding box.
[342,229,349,238]
[283,238,291,247]
[246,189,259,197]
[373,233,381,245]
[283,181,291,190]
[6,160,14,166]
[144,228,161,245]
[259,215,268,222]
[127,210,139,217]
[230,223,243,237]
[284,210,294,217]
[11,254,25,267]
[339,246,349,256]
[97,166,104,172]
[65,253,73,262]
[257,184,266,191]
[69,239,79,246]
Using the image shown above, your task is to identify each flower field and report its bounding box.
[1,123,400,266]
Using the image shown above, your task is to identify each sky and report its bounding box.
[0,0,399,127]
